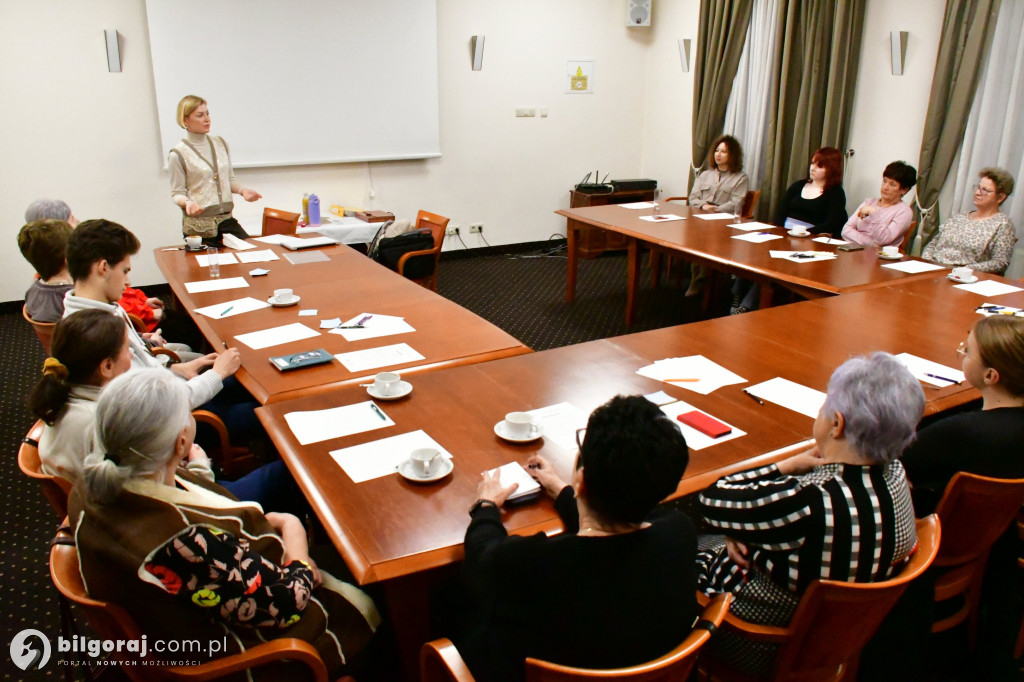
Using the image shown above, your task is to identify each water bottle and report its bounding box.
[301,193,309,224]
[308,194,321,226]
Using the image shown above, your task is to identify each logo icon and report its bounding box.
[10,629,51,671]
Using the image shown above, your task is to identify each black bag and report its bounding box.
[373,228,436,278]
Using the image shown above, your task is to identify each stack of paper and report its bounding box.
[330,313,416,341]
[659,400,746,450]
[330,430,451,483]
[486,462,542,501]
[194,296,269,319]
[334,343,425,372]
[895,353,966,387]
[636,355,746,395]
[745,377,827,418]
[285,400,396,446]
[732,232,782,243]
[769,250,837,263]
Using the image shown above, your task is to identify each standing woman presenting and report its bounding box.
[169,95,262,245]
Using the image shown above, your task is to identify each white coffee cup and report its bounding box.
[410,448,442,477]
[951,266,974,281]
[185,236,202,249]
[504,411,538,439]
[788,229,809,237]
[882,245,900,257]
[273,288,294,303]
[373,371,401,396]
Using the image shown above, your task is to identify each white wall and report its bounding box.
[0,0,948,304]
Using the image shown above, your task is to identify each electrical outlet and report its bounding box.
[446,225,460,236]
[469,223,483,234]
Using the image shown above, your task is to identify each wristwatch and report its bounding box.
[468,499,498,516]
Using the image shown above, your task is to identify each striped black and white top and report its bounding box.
[697,461,917,595]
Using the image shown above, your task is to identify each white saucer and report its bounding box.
[494,420,543,443]
[367,381,412,400]
[268,295,301,307]
[397,457,453,483]
[185,244,208,252]
[787,230,811,237]
[878,253,903,260]
[948,274,979,284]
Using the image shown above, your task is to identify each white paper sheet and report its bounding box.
[745,377,827,419]
[195,253,239,267]
[236,249,280,263]
[331,313,416,341]
[234,322,320,350]
[253,234,290,245]
[320,318,341,329]
[334,343,425,372]
[618,201,657,209]
[732,232,783,243]
[330,430,451,483]
[643,390,677,406]
[184,277,250,294]
[975,302,1024,317]
[812,236,848,245]
[895,353,966,387]
[221,233,257,251]
[194,296,270,319]
[298,309,318,316]
[694,212,736,220]
[953,280,1024,297]
[285,400,396,446]
[486,462,542,500]
[638,214,685,223]
[279,235,339,249]
[636,355,746,395]
[769,250,837,262]
[659,400,747,450]
[283,250,331,265]
[525,403,589,450]
[730,221,777,231]
[880,260,947,273]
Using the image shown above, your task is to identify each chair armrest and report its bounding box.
[151,347,181,365]
[696,590,792,644]
[421,638,475,682]
[163,638,328,682]
[397,245,442,274]
[192,410,232,461]
[662,196,688,203]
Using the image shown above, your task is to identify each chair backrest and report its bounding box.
[741,190,761,219]
[262,207,301,236]
[415,210,450,247]
[23,304,56,355]
[899,221,918,251]
[933,472,1024,567]
[17,420,71,520]
[524,594,732,682]
[770,514,940,681]
[50,536,329,681]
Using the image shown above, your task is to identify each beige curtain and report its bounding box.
[911,0,1001,252]
[691,0,755,191]
[760,0,865,221]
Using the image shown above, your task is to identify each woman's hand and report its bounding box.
[146,297,165,311]
[701,203,716,211]
[776,445,823,476]
[265,512,321,587]
[212,348,242,378]
[726,537,751,570]
[240,188,262,202]
[143,330,166,347]
[185,444,212,469]
[527,455,567,499]
[856,202,878,219]
[184,200,203,217]
[476,469,519,507]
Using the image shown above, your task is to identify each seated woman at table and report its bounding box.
[685,135,750,296]
[695,352,923,676]
[450,395,696,682]
[30,309,307,516]
[69,368,380,678]
[921,167,1016,274]
[901,316,1024,678]
[841,161,917,247]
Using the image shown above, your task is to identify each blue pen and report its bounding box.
[925,373,961,385]
[220,306,234,316]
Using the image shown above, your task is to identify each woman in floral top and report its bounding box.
[68,369,380,679]
[922,167,1016,274]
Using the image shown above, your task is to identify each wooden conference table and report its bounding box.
[154,240,530,403]
[558,202,949,325]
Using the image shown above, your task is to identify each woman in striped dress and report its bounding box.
[695,352,925,675]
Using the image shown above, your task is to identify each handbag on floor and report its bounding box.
[373,228,436,278]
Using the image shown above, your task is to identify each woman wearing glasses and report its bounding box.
[921,168,1016,274]
[900,315,1024,678]
[452,395,697,682]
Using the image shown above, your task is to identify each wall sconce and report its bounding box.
[678,39,691,73]
[105,29,121,72]
[472,35,485,71]
[890,31,908,76]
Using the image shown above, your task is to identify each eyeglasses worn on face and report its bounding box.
[972,184,995,196]
[956,341,968,358]
[575,428,586,450]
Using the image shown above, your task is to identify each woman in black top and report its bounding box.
[455,395,697,682]
[774,147,848,237]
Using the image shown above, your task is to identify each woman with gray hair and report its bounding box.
[25,198,78,226]
[70,369,380,678]
[694,352,924,675]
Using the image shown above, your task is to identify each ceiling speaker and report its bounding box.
[627,0,652,27]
